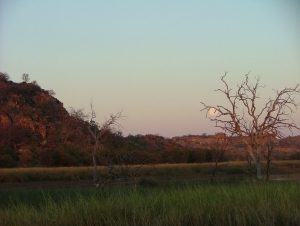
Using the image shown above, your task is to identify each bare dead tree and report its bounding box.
[88,104,123,186]
[69,101,124,186]
[201,71,300,180]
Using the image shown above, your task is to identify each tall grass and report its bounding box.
[1,181,300,225]
[0,167,95,182]
[1,161,300,183]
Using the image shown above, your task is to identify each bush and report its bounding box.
[36,148,54,167]
[0,146,18,167]
[0,155,14,168]
[0,72,10,82]
[289,152,300,160]
[19,150,34,167]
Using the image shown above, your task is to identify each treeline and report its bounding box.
[2,132,300,168]
[0,134,227,168]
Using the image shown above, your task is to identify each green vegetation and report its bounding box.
[0,181,299,225]
[1,161,299,183]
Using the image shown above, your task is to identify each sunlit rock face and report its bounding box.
[0,114,10,126]
[0,76,70,148]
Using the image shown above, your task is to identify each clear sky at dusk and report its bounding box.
[1,1,300,137]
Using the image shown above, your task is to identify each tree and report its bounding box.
[201,72,300,179]
[0,72,10,82]
[0,73,9,104]
[69,102,124,186]
[21,73,30,83]
[46,90,56,96]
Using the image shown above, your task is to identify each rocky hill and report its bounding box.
[0,73,71,149]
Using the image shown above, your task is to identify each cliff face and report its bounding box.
[0,74,70,148]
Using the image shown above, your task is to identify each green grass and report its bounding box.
[0,161,300,183]
[0,181,300,225]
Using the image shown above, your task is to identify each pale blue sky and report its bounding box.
[1,1,300,137]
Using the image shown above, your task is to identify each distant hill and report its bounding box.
[172,134,300,160]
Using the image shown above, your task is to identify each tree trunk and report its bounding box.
[92,151,98,183]
[249,148,263,180]
[255,157,262,180]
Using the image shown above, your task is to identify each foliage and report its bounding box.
[21,73,30,83]
[54,144,91,166]
[0,146,19,168]
[289,152,300,160]
[6,82,42,98]
[0,72,10,82]
[46,89,56,96]
[18,149,34,167]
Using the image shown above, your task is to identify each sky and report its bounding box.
[1,0,300,138]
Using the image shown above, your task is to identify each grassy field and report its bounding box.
[1,160,300,183]
[0,180,299,226]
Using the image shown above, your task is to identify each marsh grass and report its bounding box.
[0,181,300,226]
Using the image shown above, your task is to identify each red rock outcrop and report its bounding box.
[0,75,70,147]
